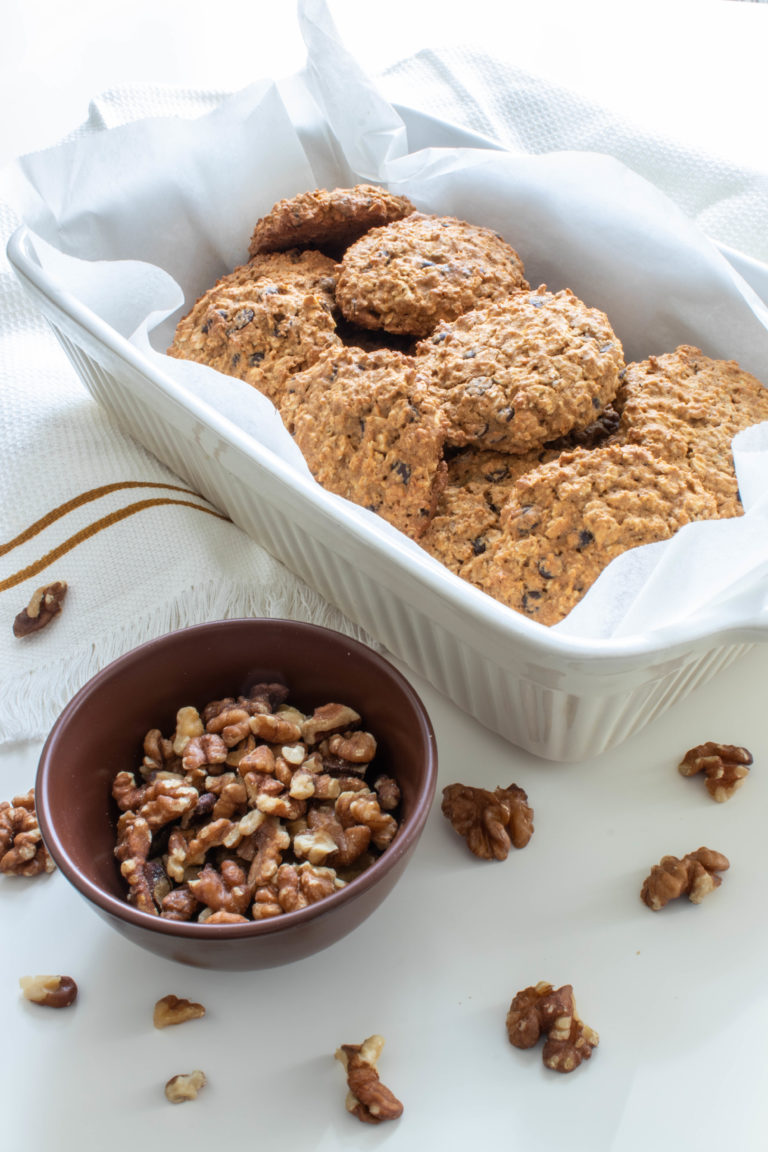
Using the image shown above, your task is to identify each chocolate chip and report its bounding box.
[577,529,594,550]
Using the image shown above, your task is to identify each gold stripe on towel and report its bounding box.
[0,498,230,593]
[0,481,203,556]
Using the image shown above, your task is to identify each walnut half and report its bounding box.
[13,581,68,637]
[678,742,752,802]
[506,981,598,1074]
[335,1035,404,1124]
[441,782,534,860]
[0,789,56,877]
[153,994,206,1029]
[640,847,730,910]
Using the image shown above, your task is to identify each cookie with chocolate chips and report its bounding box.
[614,345,768,518]
[168,253,341,406]
[248,185,415,257]
[336,213,528,339]
[462,443,717,625]
[415,287,624,453]
[281,347,448,540]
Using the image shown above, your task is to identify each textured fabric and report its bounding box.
[379,46,768,265]
[0,182,362,744]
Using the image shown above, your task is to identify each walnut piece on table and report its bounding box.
[13,581,68,637]
[153,994,206,1029]
[441,782,534,860]
[164,1070,207,1103]
[506,981,599,1074]
[640,846,730,910]
[0,789,56,877]
[19,974,78,1009]
[335,1034,404,1124]
[678,742,752,802]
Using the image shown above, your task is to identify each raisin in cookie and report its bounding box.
[248,185,415,256]
[462,443,717,626]
[168,258,341,407]
[282,347,447,539]
[415,287,624,452]
[336,213,528,339]
[614,345,768,518]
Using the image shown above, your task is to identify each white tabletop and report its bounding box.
[3,3,768,1150]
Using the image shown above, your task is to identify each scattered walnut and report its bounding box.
[678,742,753,802]
[153,994,206,1029]
[0,789,56,877]
[640,847,730,910]
[164,1070,207,1104]
[335,1035,404,1124]
[506,981,598,1074]
[19,974,78,1009]
[13,581,68,638]
[441,782,534,860]
[112,685,400,922]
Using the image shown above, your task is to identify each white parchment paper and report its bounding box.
[5,0,768,641]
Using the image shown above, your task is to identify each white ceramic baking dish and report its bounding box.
[7,105,768,763]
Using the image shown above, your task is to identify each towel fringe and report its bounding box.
[0,578,376,746]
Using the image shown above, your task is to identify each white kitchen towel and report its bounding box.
[0,181,365,745]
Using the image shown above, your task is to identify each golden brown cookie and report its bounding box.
[462,443,718,625]
[244,248,340,300]
[282,347,448,539]
[168,256,341,407]
[336,213,528,339]
[419,404,621,572]
[415,287,624,452]
[248,185,415,256]
[419,447,548,571]
[613,345,768,518]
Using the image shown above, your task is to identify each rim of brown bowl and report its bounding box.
[35,618,438,948]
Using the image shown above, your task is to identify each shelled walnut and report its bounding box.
[13,580,68,638]
[0,789,56,877]
[335,1034,404,1124]
[111,684,401,923]
[640,847,730,910]
[506,981,598,1073]
[153,994,206,1029]
[441,782,533,860]
[678,742,752,802]
[164,1070,207,1103]
[19,974,78,1009]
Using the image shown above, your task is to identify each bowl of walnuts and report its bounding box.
[34,618,438,970]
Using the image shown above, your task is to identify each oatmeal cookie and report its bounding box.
[244,248,340,300]
[416,287,624,452]
[168,257,341,407]
[282,348,448,539]
[419,447,548,571]
[419,405,621,571]
[462,443,718,625]
[614,345,768,518]
[248,185,415,256]
[336,213,528,339]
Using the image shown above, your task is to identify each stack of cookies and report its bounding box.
[168,185,768,626]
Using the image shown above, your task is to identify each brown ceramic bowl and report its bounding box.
[35,619,437,970]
